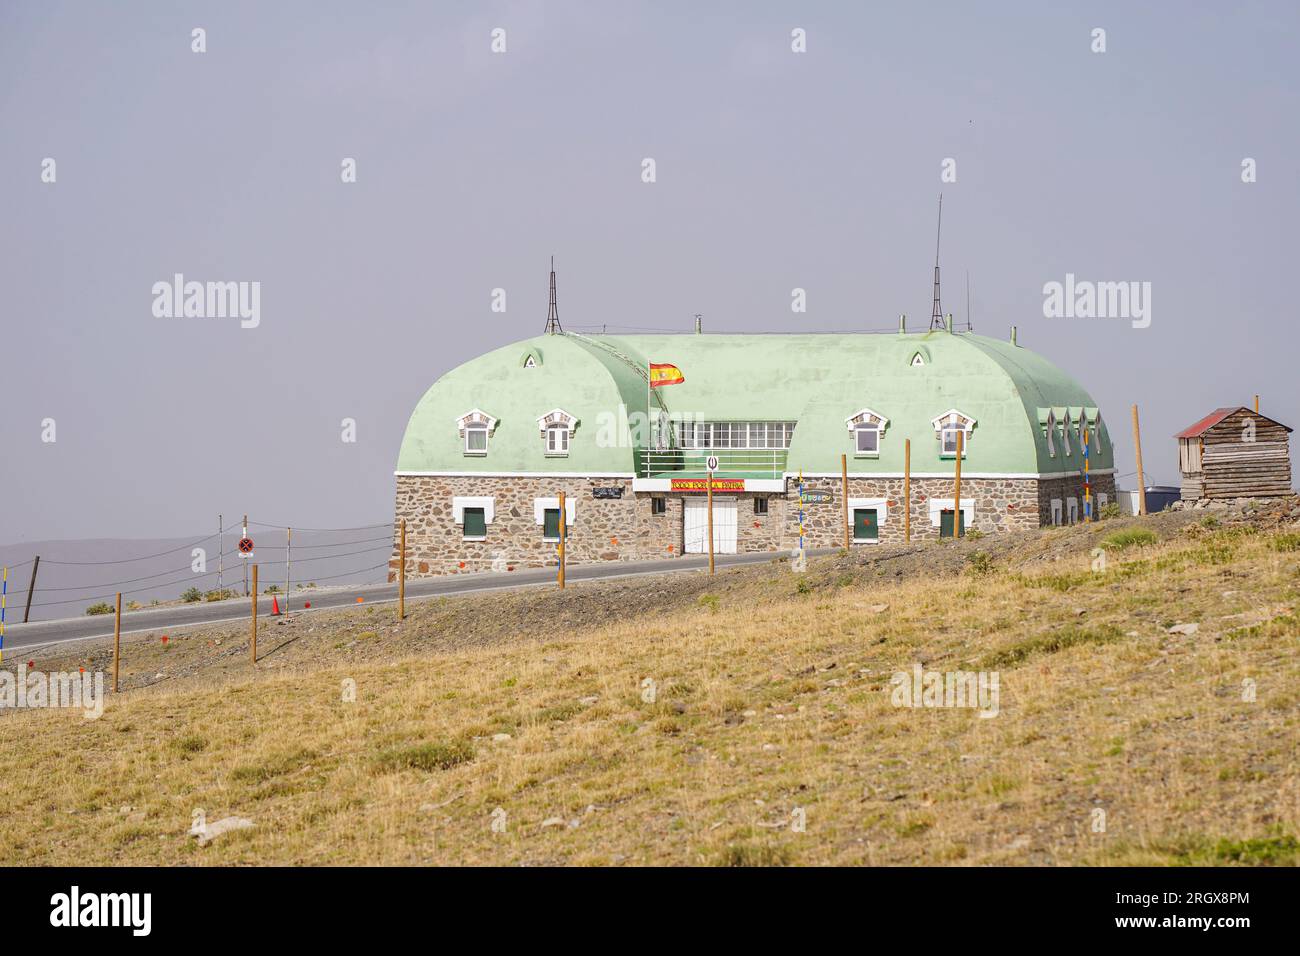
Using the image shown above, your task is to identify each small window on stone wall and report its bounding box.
[463,508,487,540]
[651,496,666,516]
[754,497,769,515]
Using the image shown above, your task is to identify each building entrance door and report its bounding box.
[684,497,737,554]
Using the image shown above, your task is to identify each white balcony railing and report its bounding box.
[638,448,788,479]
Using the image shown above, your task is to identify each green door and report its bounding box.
[939,509,965,538]
[543,508,561,540]
[853,508,878,541]
[463,507,487,539]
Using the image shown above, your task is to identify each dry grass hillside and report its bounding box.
[3,501,1299,866]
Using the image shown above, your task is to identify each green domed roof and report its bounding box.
[395,330,1113,476]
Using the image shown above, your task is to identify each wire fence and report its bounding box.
[0,518,394,621]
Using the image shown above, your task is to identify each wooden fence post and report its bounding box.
[904,439,911,542]
[23,556,39,624]
[706,474,715,575]
[841,453,850,549]
[557,492,566,589]
[250,565,258,663]
[954,431,964,537]
[113,592,122,693]
[1132,404,1147,516]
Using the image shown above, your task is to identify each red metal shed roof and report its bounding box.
[1174,407,1240,439]
[1175,406,1293,439]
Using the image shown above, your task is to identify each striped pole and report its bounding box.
[1083,421,1092,521]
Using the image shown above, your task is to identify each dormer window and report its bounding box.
[1061,410,1073,456]
[1045,410,1057,458]
[845,408,889,458]
[456,409,498,457]
[537,408,578,458]
[931,409,975,458]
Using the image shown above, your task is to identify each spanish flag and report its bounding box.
[649,362,684,387]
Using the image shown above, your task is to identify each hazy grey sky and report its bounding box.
[3,0,1298,544]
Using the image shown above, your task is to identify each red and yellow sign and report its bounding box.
[671,478,744,492]
[649,362,685,387]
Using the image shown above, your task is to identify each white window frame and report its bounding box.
[1050,498,1063,526]
[845,408,888,458]
[533,496,577,539]
[545,425,570,456]
[848,497,889,544]
[464,425,488,456]
[536,408,578,458]
[456,409,497,457]
[1067,497,1079,525]
[927,498,975,528]
[931,409,975,458]
[855,424,879,456]
[452,496,495,540]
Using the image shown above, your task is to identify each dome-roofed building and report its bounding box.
[391,311,1115,577]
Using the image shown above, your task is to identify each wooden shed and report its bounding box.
[1175,407,1293,500]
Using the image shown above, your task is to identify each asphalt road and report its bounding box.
[1,549,820,655]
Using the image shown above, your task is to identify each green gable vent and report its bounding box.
[521,348,543,368]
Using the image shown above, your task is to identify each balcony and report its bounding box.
[637,448,789,480]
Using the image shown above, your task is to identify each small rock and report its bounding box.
[1167,623,1199,635]
[742,710,757,717]
[1073,607,1087,616]
[491,733,512,742]
[578,695,599,705]
[868,603,889,613]
[1008,835,1031,851]
[540,817,565,828]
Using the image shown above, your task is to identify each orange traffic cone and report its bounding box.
[272,595,281,616]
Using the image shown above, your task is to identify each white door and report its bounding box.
[684,497,737,554]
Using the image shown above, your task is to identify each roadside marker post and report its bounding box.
[841,453,850,550]
[112,593,122,692]
[1,566,6,664]
[285,527,292,614]
[557,492,567,589]
[250,564,258,664]
[398,518,406,620]
[706,456,718,575]
[242,515,249,596]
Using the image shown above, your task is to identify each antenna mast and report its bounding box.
[929,195,944,331]
[544,256,562,334]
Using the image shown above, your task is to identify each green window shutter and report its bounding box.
[464,508,487,538]
[939,509,965,538]
[853,508,878,541]
[543,508,560,539]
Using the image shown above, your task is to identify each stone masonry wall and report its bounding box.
[392,473,1117,577]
